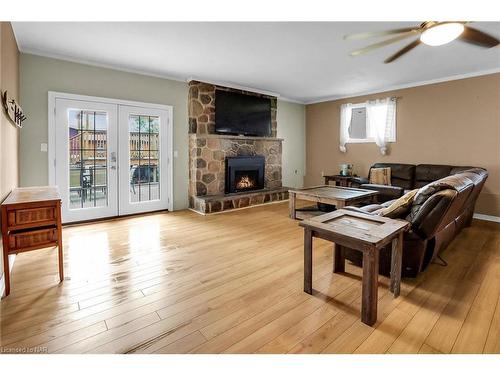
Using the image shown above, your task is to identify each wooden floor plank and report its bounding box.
[483,296,500,353]
[354,308,412,354]
[451,261,500,354]
[1,204,499,354]
[424,280,480,353]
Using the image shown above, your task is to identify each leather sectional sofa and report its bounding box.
[343,163,488,277]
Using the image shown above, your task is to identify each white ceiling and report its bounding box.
[12,22,500,103]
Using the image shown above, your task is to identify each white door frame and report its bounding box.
[48,91,174,215]
[55,98,119,222]
[118,105,170,215]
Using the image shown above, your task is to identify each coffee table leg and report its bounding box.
[304,228,313,294]
[390,232,403,297]
[333,243,345,273]
[289,192,296,219]
[361,248,379,326]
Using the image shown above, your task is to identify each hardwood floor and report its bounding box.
[1,202,499,354]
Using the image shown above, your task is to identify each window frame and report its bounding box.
[345,101,397,144]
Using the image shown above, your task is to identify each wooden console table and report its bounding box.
[324,174,352,187]
[1,186,63,297]
[299,209,409,326]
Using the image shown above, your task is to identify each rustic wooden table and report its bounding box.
[299,209,409,326]
[324,174,352,187]
[288,185,377,220]
[1,186,63,297]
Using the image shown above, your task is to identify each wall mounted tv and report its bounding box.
[215,90,271,137]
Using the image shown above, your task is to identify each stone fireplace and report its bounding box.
[188,80,288,214]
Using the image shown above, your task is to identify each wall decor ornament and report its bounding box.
[1,90,26,128]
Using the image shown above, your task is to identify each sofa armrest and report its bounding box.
[360,183,404,202]
[350,176,369,187]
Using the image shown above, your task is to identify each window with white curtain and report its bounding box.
[339,97,396,155]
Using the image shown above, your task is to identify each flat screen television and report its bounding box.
[215,90,271,137]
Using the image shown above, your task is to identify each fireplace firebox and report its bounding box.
[225,156,265,194]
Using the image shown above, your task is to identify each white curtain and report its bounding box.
[366,97,396,155]
[339,103,352,153]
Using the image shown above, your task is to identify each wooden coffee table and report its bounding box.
[299,209,409,326]
[288,185,377,220]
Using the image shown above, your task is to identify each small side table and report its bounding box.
[324,175,352,187]
[1,186,63,297]
[300,209,409,326]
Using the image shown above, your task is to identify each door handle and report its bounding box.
[111,152,117,163]
[110,166,117,170]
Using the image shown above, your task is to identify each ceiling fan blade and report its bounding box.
[350,31,420,57]
[459,26,499,48]
[384,39,421,63]
[344,27,419,40]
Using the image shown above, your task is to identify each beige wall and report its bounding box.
[0,22,20,287]
[305,73,500,217]
[277,100,306,188]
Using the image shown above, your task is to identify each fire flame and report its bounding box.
[236,175,254,189]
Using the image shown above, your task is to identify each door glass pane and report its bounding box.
[129,115,160,203]
[68,109,108,210]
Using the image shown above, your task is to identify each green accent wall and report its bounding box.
[19,53,306,210]
[20,53,189,210]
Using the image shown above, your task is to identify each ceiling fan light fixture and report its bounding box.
[420,22,465,46]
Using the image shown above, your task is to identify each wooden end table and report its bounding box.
[299,209,409,326]
[288,185,377,220]
[324,175,352,187]
[1,186,63,297]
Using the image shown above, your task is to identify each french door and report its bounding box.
[118,106,169,215]
[53,96,171,223]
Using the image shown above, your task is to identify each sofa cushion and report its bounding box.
[369,167,391,185]
[450,166,476,175]
[406,173,474,222]
[360,183,404,203]
[379,189,419,219]
[371,163,415,189]
[415,164,452,188]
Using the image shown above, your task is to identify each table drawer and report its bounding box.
[8,227,58,251]
[8,206,57,228]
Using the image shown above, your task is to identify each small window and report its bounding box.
[348,105,368,141]
[341,99,397,144]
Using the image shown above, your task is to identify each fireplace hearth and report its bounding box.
[225,156,265,194]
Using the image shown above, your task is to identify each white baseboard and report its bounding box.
[473,213,500,223]
[0,254,16,299]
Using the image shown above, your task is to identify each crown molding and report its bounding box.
[20,49,188,84]
[186,77,306,104]
[186,76,281,98]
[19,50,307,104]
[278,96,305,104]
[306,67,500,104]
[20,48,498,107]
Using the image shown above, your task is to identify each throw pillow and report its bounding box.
[369,167,391,185]
[379,189,419,219]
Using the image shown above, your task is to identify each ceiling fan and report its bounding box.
[345,22,499,63]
